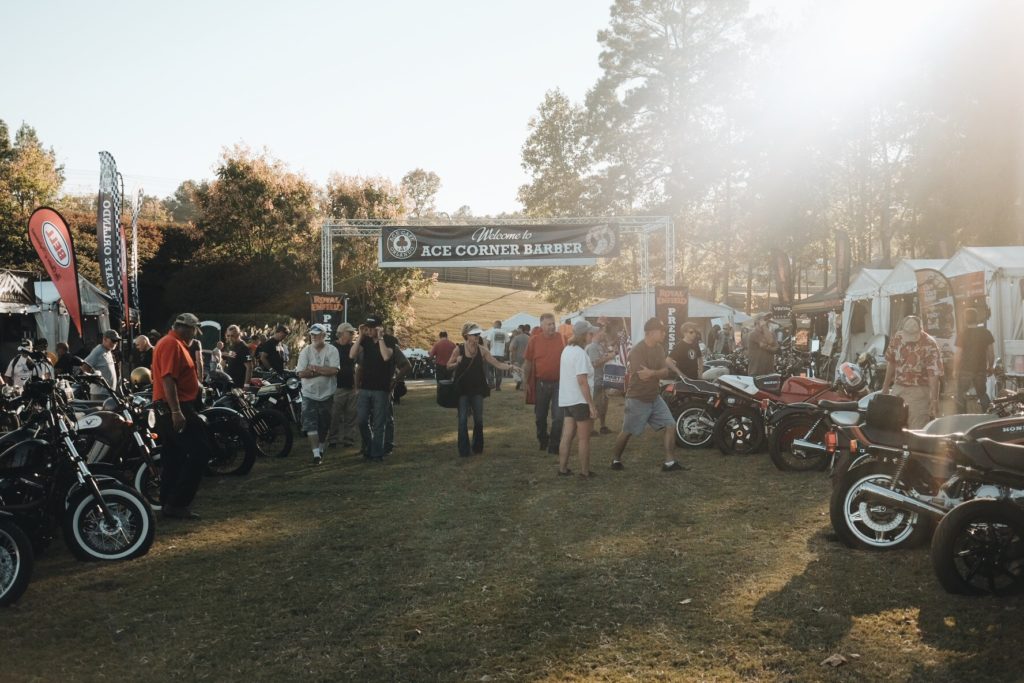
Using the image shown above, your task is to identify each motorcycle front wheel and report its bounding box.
[768,413,828,472]
[713,407,764,455]
[133,450,162,512]
[250,408,293,458]
[205,417,257,476]
[63,482,155,561]
[674,400,716,448]
[931,499,1024,596]
[0,519,33,606]
[829,465,933,550]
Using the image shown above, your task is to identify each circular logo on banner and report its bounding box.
[585,225,617,256]
[386,229,418,260]
[42,221,72,268]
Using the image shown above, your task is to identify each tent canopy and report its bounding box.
[32,277,110,315]
[0,270,34,314]
[580,292,744,343]
[793,285,844,314]
[845,269,891,299]
[494,312,541,331]
[878,259,947,297]
[943,246,1024,278]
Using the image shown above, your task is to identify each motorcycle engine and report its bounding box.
[0,475,45,507]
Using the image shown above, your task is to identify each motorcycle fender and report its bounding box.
[63,471,125,509]
[0,438,51,473]
[201,406,245,427]
[766,403,821,428]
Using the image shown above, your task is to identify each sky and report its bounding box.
[1,0,613,215]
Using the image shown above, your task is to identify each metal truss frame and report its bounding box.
[321,215,675,320]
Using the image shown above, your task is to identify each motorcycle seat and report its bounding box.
[819,399,860,412]
[976,438,1024,473]
[860,426,953,455]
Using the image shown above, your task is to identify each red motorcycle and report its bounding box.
[712,365,866,454]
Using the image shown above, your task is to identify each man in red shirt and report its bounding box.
[523,313,566,453]
[429,330,456,381]
[152,313,205,520]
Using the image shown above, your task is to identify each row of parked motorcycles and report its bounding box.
[0,359,306,607]
[661,348,1024,597]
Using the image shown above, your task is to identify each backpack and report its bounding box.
[866,393,908,431]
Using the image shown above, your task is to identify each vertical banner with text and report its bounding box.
[655,285,690,353]
[310,292,347,337]
[916,268,957,357]
[97,151,124,327]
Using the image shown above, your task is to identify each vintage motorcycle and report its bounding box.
[0,510,33,606]
[205,370,293,458]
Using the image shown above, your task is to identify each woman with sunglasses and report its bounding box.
[669,322,704,379]
[447,322,518,457]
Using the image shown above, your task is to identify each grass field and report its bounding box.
[3,383,1023,682]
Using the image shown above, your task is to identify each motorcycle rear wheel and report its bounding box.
[63,482,155,561]
[931,499,1024,596]
[205,417,258,476]
[768,413,828,472]
[0,519,33,606]
[713,408,764,455]
[829,465,933,550]
[674,400,716,448]
[251,408,293,458]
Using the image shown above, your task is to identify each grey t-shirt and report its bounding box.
[509,333,530,363]
[84,343,117,386]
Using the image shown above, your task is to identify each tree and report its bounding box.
[161,180,206,223]
[0,122,65,268]
[400,168,441,217]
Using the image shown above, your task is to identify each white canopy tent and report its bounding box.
[580,292,745,344]
[877,259,947,336]
[942,247,1024,370]
[840,268,891,361]
[493,312,541,331]
[30,278,111,346]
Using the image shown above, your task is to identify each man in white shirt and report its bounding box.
[295,324,340,464]
[4,339,46,388]
[482,320,510,391]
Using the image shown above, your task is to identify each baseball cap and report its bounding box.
[309,323,328,336]
[103,329,122,341]
[17,339,32,353]
[644,317,666,332]
[572,320,599,336]
[364,315,381,327]
[173,313,200,328]
[336,322,355,335]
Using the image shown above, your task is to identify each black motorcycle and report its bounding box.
[205,370,293,458]
[661,376,722,448]
[0,510,33,606]
[251,370,303,429]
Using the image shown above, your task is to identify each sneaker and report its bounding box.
[313,453,322,465]
[557,469,572,476]
[662,461,688,472]
[611,461,624,470]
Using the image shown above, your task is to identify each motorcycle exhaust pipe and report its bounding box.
[792,438,827,453]
[857,482,946,519]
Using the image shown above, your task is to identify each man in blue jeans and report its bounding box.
[351,316,396,461]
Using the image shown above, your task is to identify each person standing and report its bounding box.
[82,330,121,398]
[880,315,944,428]
[428,331,456,381]
[585,326,616,435]
[152,313,206,520]
[132,335,154,370]
[295,324,340,464]
[669,322,704,379]
[4,340,46,388]
[610,317,688,472]
[746,315,778,376]
[258,324,290,374]
[447,322,516,457]
[482,320,509,391]
[351,316,396,461]
[954,308,995,413]
[223,325,254,388]
[54,342,78,375]
[328,323,359,449]
[558,321,599,477]
[188,336,204,381]
[523,313,566,454]
[210,341,224,373]
[508,325,531,390]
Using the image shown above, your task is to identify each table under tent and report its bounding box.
[840,268,891,362]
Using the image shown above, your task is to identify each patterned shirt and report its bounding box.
[885,333,943,387]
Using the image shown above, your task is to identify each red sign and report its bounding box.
[28,207,84,335]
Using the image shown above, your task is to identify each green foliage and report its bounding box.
[0,121,65,268]
[400,168,441,217]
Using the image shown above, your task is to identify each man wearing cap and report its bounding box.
[257,324,290,374]
[296,324,340,464]
[523,312,566,453]
[82,329,121,398]
[350,316,397,461]
[152,313,206,519]
[610,317,688,472]
[328,322,359,449]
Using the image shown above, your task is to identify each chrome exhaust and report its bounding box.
[857,482,946,519]
[792,438,827,453]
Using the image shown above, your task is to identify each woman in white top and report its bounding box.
[557,320,599,477]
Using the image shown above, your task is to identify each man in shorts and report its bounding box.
[610,317,688,472]
[295,324,340,464]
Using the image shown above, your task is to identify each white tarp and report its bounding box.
[841,268,891,361]
[877,259,946,336]
[30,277,110,345]
[494,312,542,331]
[580,292,744,344]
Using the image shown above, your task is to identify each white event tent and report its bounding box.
[31,278,111,346]
[877,259,947,337]
[840,268,891,361]
[580,292,746,344]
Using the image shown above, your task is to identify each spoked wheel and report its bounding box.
[829,465,933,550]
[0,412,20,435]
[205,417,258,476]
[0,519,33,606]
[250,409,293,458]
[133,450,162,512]
[931,499,1024,596]
[674,401,716,448]
[768,414,828,472]
[713,408,764,455]
[63,483,155,561]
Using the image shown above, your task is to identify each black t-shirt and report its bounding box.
[669,339,703,379]
[257,338,285,373]
[957,326,995,373]
[225,340,253,387]
[333,342,356,390]
[55,353,78,374]
[132,348,153,370]
[358,334,398,391]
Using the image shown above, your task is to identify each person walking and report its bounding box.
[508,325,531,390]
[446,322,516,457]
[151,313,206,520]
[954,308,995,413]
[558,321,599,477]
[880,315,944,428]
[585,326,616,435]
[610,317,688,472]
[328,323,359,448]
[82,329,121,398]
[295,324,340,464]
[522,313,566,454]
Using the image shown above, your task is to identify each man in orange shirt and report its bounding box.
[152,313,205,520]
[523,313,566,453]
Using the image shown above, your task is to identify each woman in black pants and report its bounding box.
[447,322,516,457]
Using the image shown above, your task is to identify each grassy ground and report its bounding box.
[405,283,555,350]
[3,383,1023,682]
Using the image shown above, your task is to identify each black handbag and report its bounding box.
[436,346,478,408]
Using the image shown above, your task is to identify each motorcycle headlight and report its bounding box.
[286,377,300,391]
[147,409,157,429]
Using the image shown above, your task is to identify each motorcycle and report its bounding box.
[829,392,1024,551]
[0,510,33,606]
[205,370,293,458]
[661,376,723,448]
[931,497,1024,596]
[0,379,155,563]
[251,370,303,429]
